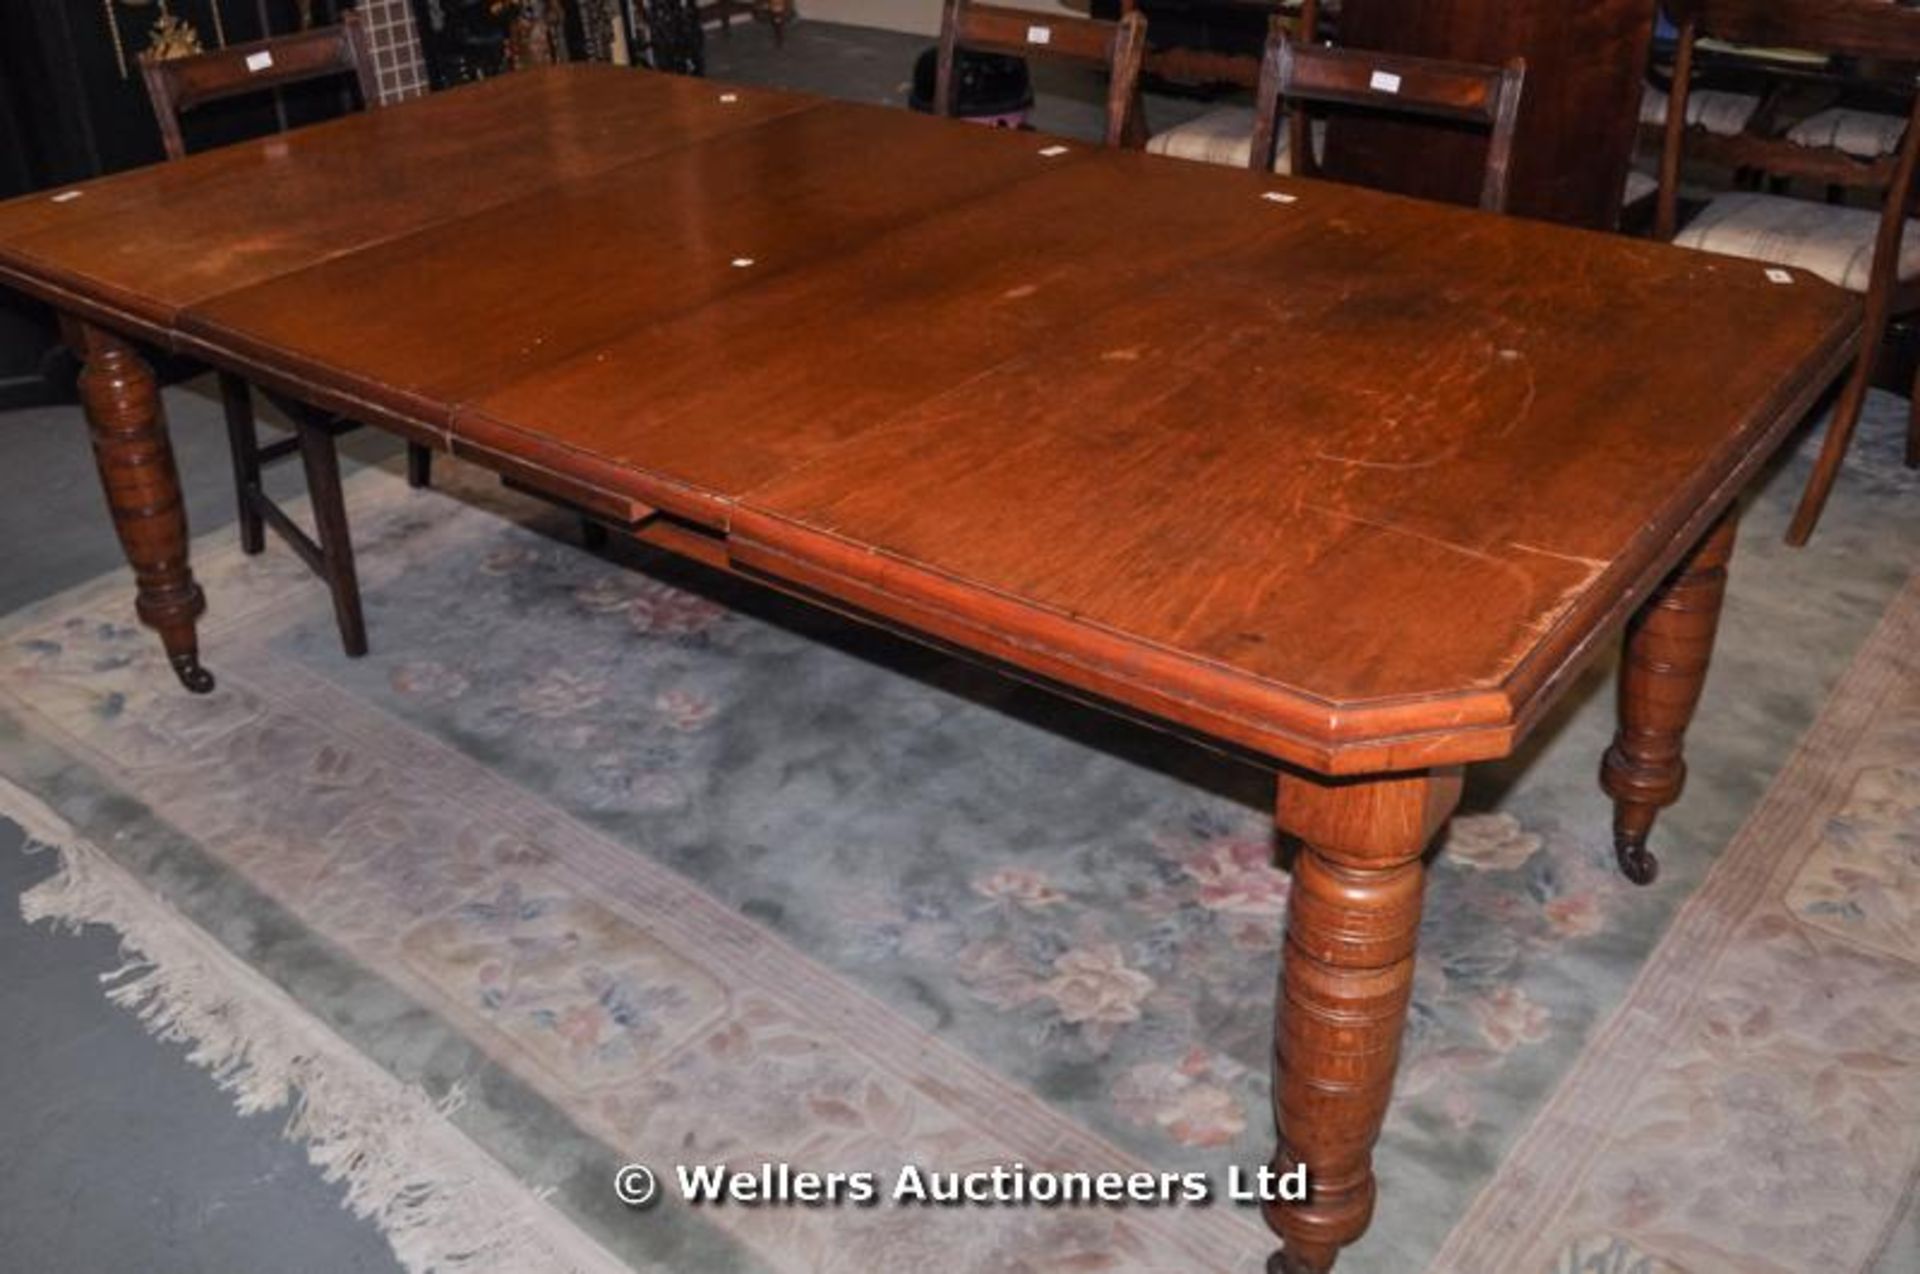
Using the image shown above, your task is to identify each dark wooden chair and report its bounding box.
[1635,33,1891,204]
[935,0,1150,148]
[1138,0,1322,174]
[1656,0,1920,544]
[139,13,433,657]
[703,0,793,47]
[1252,23,1526,213]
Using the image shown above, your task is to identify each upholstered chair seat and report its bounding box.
[1147,107,1323,173]
[1675,191,1920,292]
[1640,84,1761,136]
[1785,107,1908,159]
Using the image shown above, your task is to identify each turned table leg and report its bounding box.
[1266,767,1463,1274]
[1599,512,1737,884]
[72,321,213,694]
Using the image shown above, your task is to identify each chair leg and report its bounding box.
[219,372,266,556]
[296,422,370,658]
[1122,85,1150,150]
[406,441,433,490]
[1786,351,1874,546]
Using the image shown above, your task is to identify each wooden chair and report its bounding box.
[139,13,433,657]
[1635,33,1882,201]
[935,0,1150,148]
[1139,0,1322,175]
[1655,0,1920,544]
[1253,24,1526,213]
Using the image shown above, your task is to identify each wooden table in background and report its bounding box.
[0,67,1858,1272]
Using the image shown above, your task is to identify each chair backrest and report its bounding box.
[1253,24,1526,213]
[140,13,378,161]
[1664,0,1920,65]
[1121,0,1317,92]
[1655,0,1920,244]
[935,0,1149,148]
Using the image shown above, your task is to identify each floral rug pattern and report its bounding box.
[5,398,1920,1272]
[1436,561,1920,1274]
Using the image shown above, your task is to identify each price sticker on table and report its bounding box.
[246,50,275,73]
[1027,25,1052,45]
[1369,69,1402,94]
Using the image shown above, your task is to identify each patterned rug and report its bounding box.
[4,394,1919,1273]
[1438,559,1920,1274]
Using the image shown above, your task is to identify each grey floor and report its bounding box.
[0,18,1196,1273]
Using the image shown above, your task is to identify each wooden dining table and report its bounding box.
[0,64,1859,1272]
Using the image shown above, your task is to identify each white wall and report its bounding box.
[798,0,1091,38]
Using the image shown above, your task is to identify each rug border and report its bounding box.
[2,772,635,1274]
[1428,567,1920,1273]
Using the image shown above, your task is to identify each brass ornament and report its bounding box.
[107,0,229,77]
[146,3,206,61]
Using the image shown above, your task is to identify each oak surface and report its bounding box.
[0,66,1857,772]
[0,65,1860,1274]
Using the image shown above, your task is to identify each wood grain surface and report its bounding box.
[0,65,1864,1274]
[0,66,1859,771]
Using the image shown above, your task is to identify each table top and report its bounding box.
[0,66,1859,773]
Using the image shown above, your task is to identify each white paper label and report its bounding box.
[246,50,275,72]
[1037,145,1070,157]
[731,257,755,268]
[50,190,83,203]
[1369,69,1402,94]
[718,92,739,103]
[1027,25,1052,45]
[1765,267,1793,284]
[1261,191,1298,204]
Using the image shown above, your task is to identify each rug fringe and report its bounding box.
[2,774,632,1274]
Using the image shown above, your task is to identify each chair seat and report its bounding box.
[1785,107,1908,160]
[1149,106,1288,173]
[1146,107,1331,175]
[1675,191,1920,293]
[1640,84,1761,137]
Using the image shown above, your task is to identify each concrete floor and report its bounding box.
[0,17,1189,1271]
[0,836,407,1274]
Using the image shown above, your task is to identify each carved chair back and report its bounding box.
[140,13,378,161]
[1254,23,1526,213]
[935,0,1150,148]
